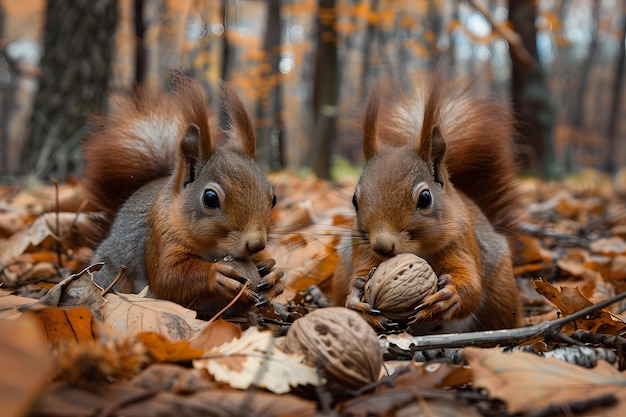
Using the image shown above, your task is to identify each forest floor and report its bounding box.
[1,168,626,417]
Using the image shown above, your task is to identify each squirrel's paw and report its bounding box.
[411,274,461,323]
[254,259,284,307]
[212,262,259,303]
[345,275,399,330]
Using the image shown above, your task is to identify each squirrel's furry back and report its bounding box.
[81,76,222,238]
[372,72,520,234]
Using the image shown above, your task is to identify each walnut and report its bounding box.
[365,253,438,320]
[284,307,383,388]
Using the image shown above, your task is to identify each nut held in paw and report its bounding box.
[217,255,262,288]
[365,253,437,320]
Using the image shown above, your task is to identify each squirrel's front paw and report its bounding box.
[411,274,462,323]
[345,275,400,330]
[212,262,259,303]
[254,259,284,307]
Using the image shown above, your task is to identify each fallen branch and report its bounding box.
[380,291,626,354]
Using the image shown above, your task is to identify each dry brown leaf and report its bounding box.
[267,224,341,291]
[0,288,38,319]
[101,291,207,340]
[591,237,626,256]
[188,318,242,351]
[532,278,626,333]
[0,210,26,238]
[38,262,106,311]
[0,314,54,417]
[464,347,626,415]
[137,332,206,362]
[27,306,99,343]
[193,326,322,394]
[609,255,626,281]
[0,211,100,269]
[31,379,318,417]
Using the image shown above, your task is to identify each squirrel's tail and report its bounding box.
[81,74,212,236]
[377,71,521,235]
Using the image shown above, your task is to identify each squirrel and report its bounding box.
[81,73,283,314]
[332,71,523,334]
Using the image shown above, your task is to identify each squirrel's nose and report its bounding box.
[370,231,396,259]
[241,231,267,255]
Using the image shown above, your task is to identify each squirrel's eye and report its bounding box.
[352,194,359,211]
[271,194,277,208]
[202,189,220,209]
[416,189,432,210]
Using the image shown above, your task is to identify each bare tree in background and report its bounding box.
[24,0,117,179]
[508,0,558,177]
[310,0,338,180]
[256,1,284,171]
[606,0,626,173]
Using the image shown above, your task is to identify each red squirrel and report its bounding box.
[82,73,283,314]
[333,71,523,333]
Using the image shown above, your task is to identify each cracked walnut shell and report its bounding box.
[284,307,383,389]
[365,253,438,320]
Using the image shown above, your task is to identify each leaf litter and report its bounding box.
[0,170,625,416]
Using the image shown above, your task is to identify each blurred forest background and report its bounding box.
[0,0,624,184]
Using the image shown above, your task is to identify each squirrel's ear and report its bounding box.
[171,72,214,160]
[363,81,382,161]
[417,126,447,185]
[179,123,201,187]
[221,82,256,158]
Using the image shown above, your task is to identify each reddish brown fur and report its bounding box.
[374,74,521,234]
[83,75,283,312]
[334,71,523,333]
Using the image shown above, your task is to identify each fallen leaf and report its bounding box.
[0,314,54,417]
[27,306,99,343]
[194,326,322,394]
[137,332,206,362]
[101,291,207,340]
[0,212,100,270]
[188,318,242,351]
[590,237,626,256]
[0,288,38,319]
[532,278,626,333]
[464,347,626,415]
[38,262,106,312]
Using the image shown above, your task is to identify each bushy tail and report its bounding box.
[376,71,521,234]
[81,75,213,238]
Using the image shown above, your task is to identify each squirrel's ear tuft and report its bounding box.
[416,126,447,186]
[179,123,201,187]
[171,72,214,159]
[363,80,382,161]
[221,82,256,158]
[430,126,447,185]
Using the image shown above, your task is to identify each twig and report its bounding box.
[51,178,63,269]
[205,282,249,327]
[101,265,126,296]
[380,291,626,353]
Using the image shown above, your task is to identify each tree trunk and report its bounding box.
[606,0,626,173]
[134,0,146,87]
[310,0,338,180]
[508,0,558,178]
[255,1,283,171]
[24,0,117,179]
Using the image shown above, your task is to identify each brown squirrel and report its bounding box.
[333,71,523,333]
[81,73,283,314]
